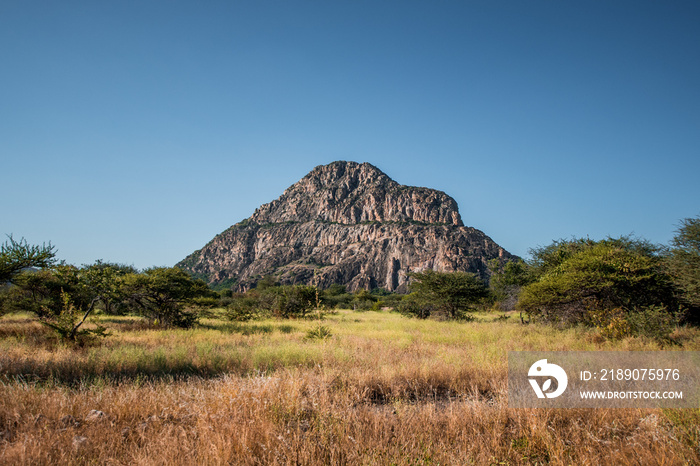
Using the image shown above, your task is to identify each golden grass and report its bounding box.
[0,310,699,465]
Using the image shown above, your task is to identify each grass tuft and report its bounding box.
[0,310,698,464]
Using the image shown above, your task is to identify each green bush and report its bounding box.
[587,304,680,342]
[407,270,489,320]
[225,294,261,321]
[40,290,108,345]
[396,292,431,319]
[3,264,109,343]
[351,289,377,311]
[488,259,533,312]
[122,267,211,328]
[666,216,700,317]
[274,285,317,318]
[518,237,678,325]
[627,305,680,342]
[320,284,353,309]
[305,324,332,340]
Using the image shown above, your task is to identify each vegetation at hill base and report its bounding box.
[1,238,215,343]
[397,269,489,320]
[0,216,699,464]
[515,229,698,341]
[2,215,700,344]
[666,216,700,309]
[0,235,56,284]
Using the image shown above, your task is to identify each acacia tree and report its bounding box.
[274,285,318,318]
[666,216,700,311]
[488,259,533,312]
[405,270,489,319]
[122,267,212,328]
[7,264,107,342]
[1,236,57,318]
[0,236,56,284]
[81,260,137,315]
[517,236,678,325]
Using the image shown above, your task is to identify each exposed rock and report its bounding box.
[250,161,463,226]
[60,414,80,428]
[178,161,515,291]
[85,410,107,422]
[72,435,88,451]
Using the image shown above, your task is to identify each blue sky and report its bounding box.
[2,1,699,269]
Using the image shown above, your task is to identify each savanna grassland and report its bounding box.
[1,310,699,465]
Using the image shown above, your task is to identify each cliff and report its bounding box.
[177,161,514,292]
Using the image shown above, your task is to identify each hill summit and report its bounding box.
[177,161,514,292]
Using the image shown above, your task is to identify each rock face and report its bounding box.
[177,161,515,292]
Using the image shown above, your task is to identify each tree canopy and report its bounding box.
[666,216,700,309]
[0,236,56,284]
[404,270,489,319]
[517,236,678,324]
[122,267,212,328]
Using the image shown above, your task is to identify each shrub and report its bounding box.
[396,292,431,319]
[587,304,680,342]
[122,267,211,328]
[274,285,317,318]
[518,236,678,325]
[225,294,261,321]
[305,324,332,340]
[40,290,108,345]
[666,216,700,316]
[488,259,533,312]
[587,307,631,340]
[626,305,680,342]
[351,289,377,311]
[408,270,489,320]
[321,284,353,309]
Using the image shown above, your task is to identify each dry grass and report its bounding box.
[0,310,699,465]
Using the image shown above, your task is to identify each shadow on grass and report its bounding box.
[0,356,258,388]
[98,318,300,336]
[200,322,298,335]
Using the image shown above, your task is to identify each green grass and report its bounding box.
[1,309,699,465]
[1,310,694,386]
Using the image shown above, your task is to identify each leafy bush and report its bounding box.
[518,237,678,325]
[122,267,211,328]
[376,292,404,310]
[665,216,700,317]
[6,265,102,318]
[40,290,108,345]
[588,304,680,342]
[587,307,631,340]
[351,289,377,311]
[396,292,431,319]
[305,324,332,340]
[3,264,109,343]
[224,294,261,321]
[320,284,354,309]
[407,270,489,320]
[274,285,317,318]
[488,259,533,312]
[627,305,680,342]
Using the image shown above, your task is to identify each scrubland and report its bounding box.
[1,310,699,465]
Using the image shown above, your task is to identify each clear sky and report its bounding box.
[2,1,699,270]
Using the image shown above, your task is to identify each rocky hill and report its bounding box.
[177,161,515,292]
